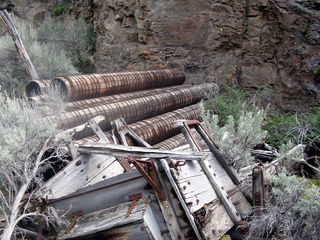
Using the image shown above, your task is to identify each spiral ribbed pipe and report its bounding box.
[65,84,193,112]
[74,104,200,146]
[127,104,200,145]
[45,83,217,140]
[153,133,188,150]
[51,68,185,101]
[25,79,50,97]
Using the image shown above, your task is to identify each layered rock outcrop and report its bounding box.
[2,0,320,111]
[89,0,320,111]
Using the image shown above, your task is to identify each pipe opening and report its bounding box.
[51,78,68,98]
[25,81,41,97]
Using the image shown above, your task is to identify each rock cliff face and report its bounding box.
[2,0,320,111]
[82,0,320,111]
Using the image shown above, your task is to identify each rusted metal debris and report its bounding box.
[25,79,51,97]
[42,83,217,140]
[252,165,266,213]
[75,104,200,147]
[51,68,186,101]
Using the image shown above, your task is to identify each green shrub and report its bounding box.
[265,106,320,148]
[0,19,78,94]
[52,0,70,16]
[37,17,96,72]
[202,84,248,126]
[200,102,267,170]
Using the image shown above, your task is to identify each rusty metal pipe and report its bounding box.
[127,104,200,145]
[25,79,50,97]
[65,84,194,112]
[48,83,217,140]
[75,104,199,147]
[153,133,188,150]
[51,69,185,101]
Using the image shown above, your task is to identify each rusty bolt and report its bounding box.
[97,164,101,168]
[187,201,193,205]
[76,160,81,166]
[140,227,145,231]
[196,199,200,205]
[177,235,182,239]
[183,186,186,190]
[187,181,191,185]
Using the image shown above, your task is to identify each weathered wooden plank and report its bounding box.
[200,200,234,239]
[49,170,149,219]
[58,196,161,240]
[0,10,39,80]
[160,159,202,240]
[35,154,123,199]
[77,143,206,160]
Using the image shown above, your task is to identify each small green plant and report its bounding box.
[265,106,320,149]
[202,84,248,126]
[52,0,70,15]
[301,24,310,35]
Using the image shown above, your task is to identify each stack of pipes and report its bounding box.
[27,69,218,148]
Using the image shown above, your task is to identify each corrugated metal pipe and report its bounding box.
[50,68,186,101]
[153,133,188,150]
[127,104,200,145]
[74,104,199,147]
[65,84,192,112]
[45,83,217,140]
[25,79,50,97]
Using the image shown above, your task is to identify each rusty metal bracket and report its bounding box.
[116,156,132,172]
[252,165,265,213]
[65,211,83,234]
[129,157,165,201]
[126,193,142,218]
[169,159,186,171]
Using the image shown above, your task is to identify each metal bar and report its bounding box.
[130,158,165,201]
[252,165,265,213]
[87,117,109,143]
[195,123,240,185]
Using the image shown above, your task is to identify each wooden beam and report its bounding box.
[77,143,206,161]
[0,10,39,80]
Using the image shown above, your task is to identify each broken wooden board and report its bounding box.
[58,196,163,240]
[35,153,124,199]
[171,150,251,239]
[77,143,206,160]
[47,170,150,219]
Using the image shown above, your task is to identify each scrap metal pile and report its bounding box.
[27,69,253,240]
